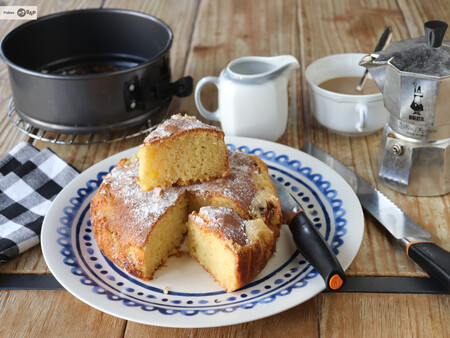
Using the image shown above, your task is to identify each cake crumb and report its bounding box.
[175,249,186,257]
[163,286,169,294]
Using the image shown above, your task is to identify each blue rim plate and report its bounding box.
[41,136,364,328]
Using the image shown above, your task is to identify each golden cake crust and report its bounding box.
[143,114,223,144]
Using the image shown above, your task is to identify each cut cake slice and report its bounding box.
[187,206,275,292]
[137,114,230,191]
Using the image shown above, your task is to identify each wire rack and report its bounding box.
[7,99,173,145]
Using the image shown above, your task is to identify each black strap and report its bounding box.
[326,276,449,294]
[1,274,448,294]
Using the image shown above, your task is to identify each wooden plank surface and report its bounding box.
[318,293,450,338]
[0,0,449,336]
[0,290,126,337]
[124,298,318,337]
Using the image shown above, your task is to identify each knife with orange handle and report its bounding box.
[303,142,450,292]
[270,176,346,291]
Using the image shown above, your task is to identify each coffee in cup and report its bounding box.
[305,53,388,136]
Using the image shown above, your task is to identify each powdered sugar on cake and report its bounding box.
[102,160,185,245]
[197,206,248,246]
[190,150,258,209]
[98,150,261,245]
[144,114,222,144]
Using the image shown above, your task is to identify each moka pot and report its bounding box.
[360,21,449,196]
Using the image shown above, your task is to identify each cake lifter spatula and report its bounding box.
[270,177,346,291]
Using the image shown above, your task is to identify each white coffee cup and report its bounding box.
[195,55,299,141]
[305,53,388,136]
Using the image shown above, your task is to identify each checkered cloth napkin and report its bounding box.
[0,142,79,263]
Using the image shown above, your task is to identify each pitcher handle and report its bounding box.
[195,76,220,121]
[356,103,367,132]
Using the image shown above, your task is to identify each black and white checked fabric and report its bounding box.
[0,143,79,263]
[0,142,39,178]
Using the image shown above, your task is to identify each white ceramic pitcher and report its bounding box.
[195,55,299,141]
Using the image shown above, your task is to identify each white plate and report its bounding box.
[41,136,364,328]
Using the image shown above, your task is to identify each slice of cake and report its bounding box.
[187,206,275,292]
[137,114,230,191]
[90,156,189,280]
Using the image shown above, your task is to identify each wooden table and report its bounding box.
[1,0,449,336]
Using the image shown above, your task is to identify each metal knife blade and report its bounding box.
[302,142,429,241]
[270,176,346,290]
[270,177,300,223]
[302,142,450,291]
